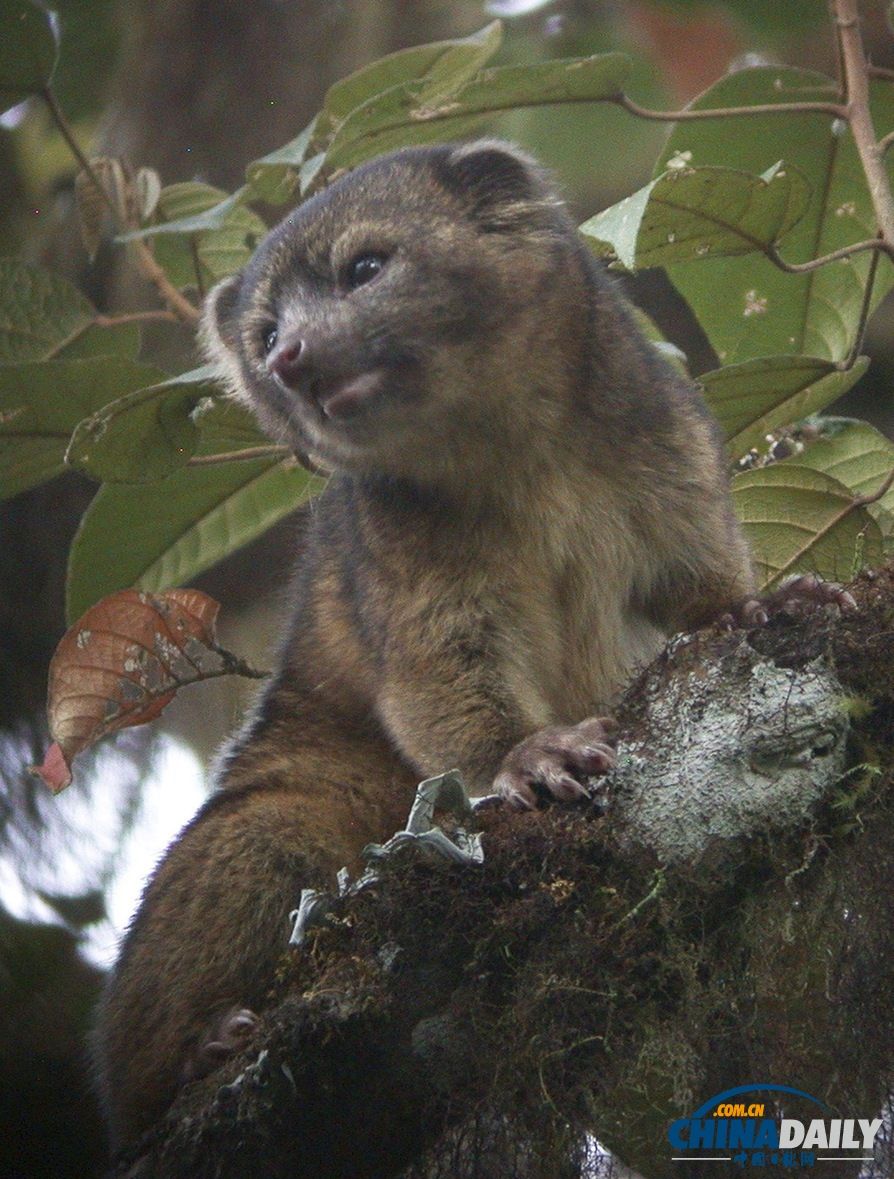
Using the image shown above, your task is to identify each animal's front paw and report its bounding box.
[181,1007,260,1084]
[493,717,617,812]
[722,574,857,629]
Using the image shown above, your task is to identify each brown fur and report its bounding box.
[93,141,754,1148]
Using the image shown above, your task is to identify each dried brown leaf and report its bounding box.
[135,167,163,223]
[32,588,225,793]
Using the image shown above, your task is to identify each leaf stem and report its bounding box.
[40,83,200,326]
[838,233,882,371]
[766,237,894,274]
[615,94,846,123]
[94,310,179,328]
[186,446,292,466]
[42,310,179,361]
[211,645,271,679]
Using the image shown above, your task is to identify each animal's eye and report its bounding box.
[261,325,278,354]
[346,253,387,290]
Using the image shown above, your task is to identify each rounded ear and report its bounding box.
[200,272,243,359]
[439,139,561,233]
[198,273,247,399]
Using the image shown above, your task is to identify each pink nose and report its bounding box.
[267,339,308,388]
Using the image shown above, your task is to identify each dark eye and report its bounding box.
[346,253,386,290]
[261,325,278,354]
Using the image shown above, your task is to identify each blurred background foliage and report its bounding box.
[1,3,893,1177]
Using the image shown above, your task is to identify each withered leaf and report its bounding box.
[32,588,228,793]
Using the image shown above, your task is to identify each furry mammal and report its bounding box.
[93,141,754,1148]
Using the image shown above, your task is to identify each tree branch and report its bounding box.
[833,0,894,246]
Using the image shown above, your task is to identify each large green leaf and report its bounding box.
[245,23,504,204]
[732,463,884,590]
[120,186,250,240]
[0,0,58,112]
[0,359,164,499]
[66,366,221,484]
[581,162,809,272]
[66,456,323,621]
[66,366,278,485]
[699,354,868,458]
[321,53,632,178]
[655,67,894,364]
[0,258,140,362]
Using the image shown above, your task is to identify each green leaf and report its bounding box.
[793,418,894,543]
[141,183,266,287]
[0,0,58,111]
[321,53,632,178]
[121,186,251,239]
[192,395,273,454]
[245,24,504,204]
[405,19,503,106]
[66,457,324,621]
[0,258,138,362]
[0,358,165,500]
[699,355,868,457]
[732,463,884,590]
[655,67,894,365]
[580,163,809,273]
[66,366,221,484]
[328,26,501,129]
[244,122,316,205]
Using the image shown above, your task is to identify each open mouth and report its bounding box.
[318,370,387,420]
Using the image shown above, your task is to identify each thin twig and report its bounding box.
[879,129,894,154]
[41,83,200,325]
[94,310,179,328]
[616,94,846,123]
[43,310,180,360]
[186,446,292,467]
[40,85,117,216]
[131,242,201,324]
[766,237,894,274]
[838,233,882,371]
[868,64,894,82]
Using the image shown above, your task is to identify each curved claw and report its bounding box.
[181,1007,260,1084]
[494,716,618,811]
[727,574,856,629]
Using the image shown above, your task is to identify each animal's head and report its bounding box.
[201,141,582,475]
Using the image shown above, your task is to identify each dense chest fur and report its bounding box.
[284,456,667,791]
